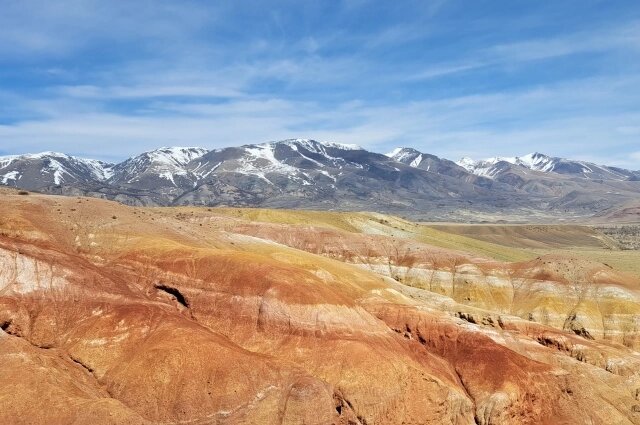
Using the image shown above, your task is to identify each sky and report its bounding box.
[0,0,639,168]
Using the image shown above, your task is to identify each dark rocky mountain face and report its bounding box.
[1,140,639,221]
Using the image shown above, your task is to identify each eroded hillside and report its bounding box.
[1,190,640,424]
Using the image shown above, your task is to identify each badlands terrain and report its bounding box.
[1,187,640,424]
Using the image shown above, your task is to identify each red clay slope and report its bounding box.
[0,193,639,424]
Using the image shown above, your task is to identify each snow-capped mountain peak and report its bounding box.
[515,152,554,172]
[110,147,210,187]
[386,147,420,157]
[0,151,115,187]
[456,156,477,169]
[386,147,425,167]
[145,147,209,167]
[457,153,560,177]
[278,138,362,152]
[457,152,636,181]
[0,151,69,168]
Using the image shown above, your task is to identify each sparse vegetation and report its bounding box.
[594,225,640,250]
[562,266,596,338]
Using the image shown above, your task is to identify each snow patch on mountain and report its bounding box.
[83,159,115,180]
[410,155,423,167]
[1,171,20,185]
[273,139,364,170]
[283,139,362,152]
[146,147,209,167]
[282,139,362,158]
[43,157,73,185]
[320,141,362,151]
[386,147,404,158]
[239,143,307,184]
[456,157,476,169]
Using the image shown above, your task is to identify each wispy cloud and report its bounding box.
[54,84,244,100]
[1,73,638,170]
[408,62,485,80]
[407,20,640,81]
[485,21,640,63]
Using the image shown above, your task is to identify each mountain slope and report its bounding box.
[174,139,519,213]
[0,152,113,189]
[110,147,208,190]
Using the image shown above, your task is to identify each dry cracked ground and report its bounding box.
[1,188,640,424]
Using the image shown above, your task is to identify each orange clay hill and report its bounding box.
[1,190,640,424]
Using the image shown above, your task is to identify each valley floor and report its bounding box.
[424,223,640,277]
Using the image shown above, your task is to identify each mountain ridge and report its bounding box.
[2,141,637,184]
[456,151,639,181]
[1,139,639,221]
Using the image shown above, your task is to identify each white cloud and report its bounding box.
[0,73,638,169]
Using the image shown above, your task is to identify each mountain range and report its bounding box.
[1,139,639,221]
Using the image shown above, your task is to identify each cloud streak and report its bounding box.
[1,74,638,170]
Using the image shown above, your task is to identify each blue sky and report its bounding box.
[0,0,639,167]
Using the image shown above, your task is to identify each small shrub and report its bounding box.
[17,191,29,195]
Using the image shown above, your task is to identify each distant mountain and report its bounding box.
[1,140,639,221]
[110,147,209,198]
[0,152,113,189]
[387,147,470,178]
[174,139,514,210]
[457,152,639,181]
